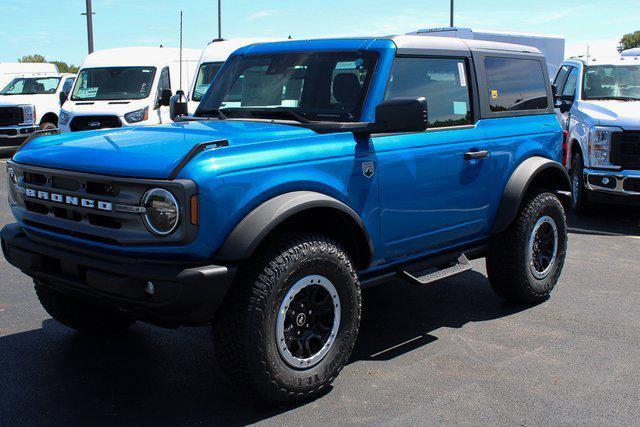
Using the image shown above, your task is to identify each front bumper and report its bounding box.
[1,223,237,327]
[0,125,38,151]
[584,168,640,196]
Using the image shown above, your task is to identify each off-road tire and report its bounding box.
[486,190,567,304]
[212,232,361,404]
[35,280,135,334]
[571,152,591,214]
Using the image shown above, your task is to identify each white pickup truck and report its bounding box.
[0,73,75,152]
[554,57,640,210]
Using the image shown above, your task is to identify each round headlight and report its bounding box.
[7,167,18,205]
[142,188,180,235]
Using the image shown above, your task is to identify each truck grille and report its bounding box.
[0,107,24,127]
[611,132,640,169]
[70,115,122,132]
[8,163,197,246]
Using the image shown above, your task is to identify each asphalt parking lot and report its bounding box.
[0,160,638,425]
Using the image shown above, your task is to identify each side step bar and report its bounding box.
[400,254,472,285]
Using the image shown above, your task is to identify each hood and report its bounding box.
[0,94,50,106]
[63,99,149,117]
[580,100,640,129]
[12,120,315,179]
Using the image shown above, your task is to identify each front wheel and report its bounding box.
[571,152,591,214]
[486,190,568,304]
[212,233,361,404]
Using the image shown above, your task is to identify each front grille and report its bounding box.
[0,107,24,126]
[623,178,640,193]
[9,163,197,246]
[611,132,640,169]
[69,115,122,132]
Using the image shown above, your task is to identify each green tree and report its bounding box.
[18,54,46,63]
[618,31,640,52]
[50,61,79,74]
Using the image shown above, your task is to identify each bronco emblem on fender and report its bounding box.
[362,161,375,178]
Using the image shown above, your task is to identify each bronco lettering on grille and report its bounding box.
[24,188,113,212]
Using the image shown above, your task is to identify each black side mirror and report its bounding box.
[159,89,172,107]
[555,94,574,114]
[170,90,189,121]
[59,91,68,106]
[374,97,429,133]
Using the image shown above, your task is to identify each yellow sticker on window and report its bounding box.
[491,89,499,99]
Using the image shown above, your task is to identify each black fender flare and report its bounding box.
[215,191,375,265]
[492,157,571,234]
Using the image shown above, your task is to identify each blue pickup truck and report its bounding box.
[2,36,570,403]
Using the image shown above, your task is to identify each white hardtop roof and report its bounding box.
[199,38,284,62]
[567,56,640,66]
[389,34,543,55]
[0,62,58,73]
[621,48,640,57]
[411,27,563,40]
[80,47,201,69]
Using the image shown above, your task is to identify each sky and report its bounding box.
[0,0,638,66]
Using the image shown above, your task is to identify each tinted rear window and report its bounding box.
[484,57,548,112]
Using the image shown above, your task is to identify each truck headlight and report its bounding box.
[124,107,149,124]
[20,105,36,125]
[588,126,620,169]
[59,111,71,126]
[142,188,180,235]
[7,166,18,205]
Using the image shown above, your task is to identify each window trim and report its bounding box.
[382,54,479,129]
[475,52,555,119]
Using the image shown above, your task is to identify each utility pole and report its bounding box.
[450,0,454,27]
[81,0,95,54]
[217,0,222,40]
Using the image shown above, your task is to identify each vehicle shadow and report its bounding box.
[567,204,640,237]
[0,270,528,425]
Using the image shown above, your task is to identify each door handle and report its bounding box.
[464,150,489,161]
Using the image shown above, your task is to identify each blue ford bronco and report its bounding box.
[2,36,570,403]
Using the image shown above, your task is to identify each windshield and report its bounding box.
[1,77,61,95]
[192,62,223,102]
[71,67,157,101]
[583,64,640,100]
[197,51,378,122]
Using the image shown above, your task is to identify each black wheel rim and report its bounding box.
[276,275,340,368]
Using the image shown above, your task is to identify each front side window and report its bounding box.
[561,68,579,97]
[71,67,157,101]
[553,65,571,94]
[62,77,75,93]
[485,57,548,112]
[1,77,61,95]
[197,51,378,122]
[192,62,223,102]
[583,64,640,101]
[385,57,472,128]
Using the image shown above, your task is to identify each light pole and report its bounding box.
[82,0,95,54]
[450,0,454,27]
[217,0,222,40]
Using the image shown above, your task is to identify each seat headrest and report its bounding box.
[333,73,361,104]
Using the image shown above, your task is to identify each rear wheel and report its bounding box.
[35,280,135,334]
[212,232,361,404]
[486,190,567,304]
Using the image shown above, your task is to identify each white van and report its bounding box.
[0,62,58,89]
[621,48,640,58]
[59,47,200,132]
[188,38,282,113]
[409,27,565,78]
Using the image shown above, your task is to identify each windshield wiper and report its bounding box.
[238,109,311,124]
[195,109,228,119]
[588,96,640,101]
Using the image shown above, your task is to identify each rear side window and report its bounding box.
[385,57,472,128]
[484,57,548,112]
